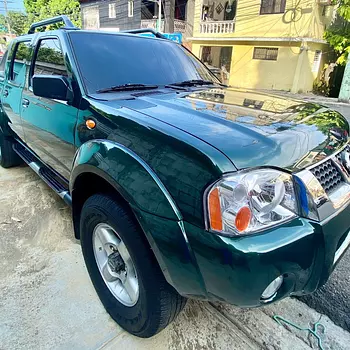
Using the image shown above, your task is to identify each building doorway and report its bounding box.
[201,46,232,84]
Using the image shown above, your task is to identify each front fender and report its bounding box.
[70,140,208,297]
[70,139,181,220]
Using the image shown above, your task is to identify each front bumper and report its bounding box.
[134,202,350,307]
[185,201,350,306]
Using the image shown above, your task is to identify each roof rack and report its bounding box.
[28,15,78,34]
[122,28,167,39]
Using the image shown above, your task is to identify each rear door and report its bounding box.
[21,36,79,179]
[1,40,31,141]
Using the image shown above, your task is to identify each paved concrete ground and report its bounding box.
[300,252,350,332]
[1,165,350,349]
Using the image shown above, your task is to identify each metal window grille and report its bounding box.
[109,3,116,18]
[312,50,322,73]
[260,0,286,14]
[253,47,278,61]
[128,0,134,17]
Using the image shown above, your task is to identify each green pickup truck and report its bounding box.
[1,16,350,338]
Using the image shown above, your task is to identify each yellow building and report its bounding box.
[190,0,335,92]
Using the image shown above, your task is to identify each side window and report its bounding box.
[9,41,31,83]
[260,0,286,15]
[0,50,8,78]
[32,38,68,79]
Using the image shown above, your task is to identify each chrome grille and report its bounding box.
[296,144,350,222]
[310,159,343,194]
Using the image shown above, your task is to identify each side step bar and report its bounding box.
[13,143,72,207]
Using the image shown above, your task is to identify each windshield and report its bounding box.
[69,32,219,94]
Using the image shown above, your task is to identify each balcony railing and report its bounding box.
[140,19,187,33]
[141,19,165,32]
[200,20,235,34]
[174,19,186,33]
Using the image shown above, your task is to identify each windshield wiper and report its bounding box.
[96,83,159,93]
[166,79,215,87]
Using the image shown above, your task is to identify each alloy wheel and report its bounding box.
[92,223,139,307]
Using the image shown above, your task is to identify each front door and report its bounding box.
[21,37,78,179]
[1,41,31,141]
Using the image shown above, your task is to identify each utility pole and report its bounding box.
[164,0,175,33]
[3,0,12,35]
[339,55,350,103]
[157,0,162,32]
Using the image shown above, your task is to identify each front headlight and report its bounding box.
[206,168,297,235]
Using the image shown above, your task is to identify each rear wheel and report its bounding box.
[80,193,186,338]
[0,132,22,168]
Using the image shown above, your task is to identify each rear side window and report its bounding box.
[0,50,8,78]
[9,41,31,83]
[33,38,68,77]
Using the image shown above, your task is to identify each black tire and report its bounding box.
[80,193,187,338]
[0,132,21,168]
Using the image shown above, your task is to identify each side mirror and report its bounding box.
[32,75,72,101]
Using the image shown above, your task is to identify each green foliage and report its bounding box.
[313,79,330,96]
[292,103,348,135]
[15,42,31,61]
[324,25,350,65]
[37,46,64,65]
[0,0,81,36]
[0,11,28,35]
[306,110,348,135]
[24,0,81,30]
[337,0,350,18]
[325,1,350,65]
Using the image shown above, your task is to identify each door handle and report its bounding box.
[22,98,30,108]
[3,89,8,98]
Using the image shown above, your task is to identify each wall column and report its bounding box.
[291,41,308,94]
[339,55,350,103]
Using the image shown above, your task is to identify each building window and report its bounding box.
[128,0,134,17]
[82,6,100,29]
[260,0,286,14]
[312,50,322,73]
[201,0,237,21]
[109,3,116,18]
[253,47,278,61]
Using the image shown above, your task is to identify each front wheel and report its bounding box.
[80,193,186,338]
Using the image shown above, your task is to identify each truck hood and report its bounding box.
[102,87,349,171]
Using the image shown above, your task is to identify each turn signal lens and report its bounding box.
[86,119,96,130]
[208,188,223,231]
[235,206,251,232]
